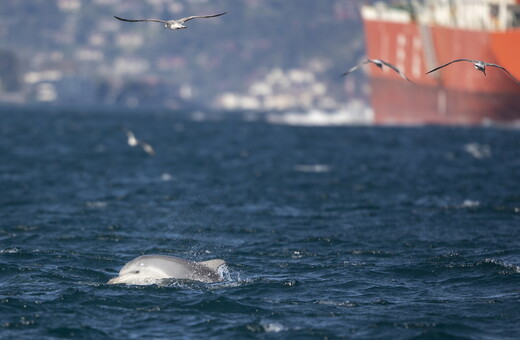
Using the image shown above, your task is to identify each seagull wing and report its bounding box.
[425,59,476,75]
[114,16,167,23]
[486,63,520,85]
[379,60,414,83]
[139,141,155,156]
[341,60,370,77]
[177,12,227,23]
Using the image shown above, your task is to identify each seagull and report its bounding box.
[342,58,414,83]
[125,130,138,147]
[125,130,155,156]
[114,12,227,30]
[139,141,155,156]
[426,59,520,85]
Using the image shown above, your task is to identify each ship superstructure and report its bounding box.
[361,0,520,124]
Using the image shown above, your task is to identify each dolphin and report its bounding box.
[107,255,226,285]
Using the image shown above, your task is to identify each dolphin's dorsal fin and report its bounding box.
[199,259,226,271]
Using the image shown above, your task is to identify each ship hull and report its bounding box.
[370,77,520,125]
[362,8,520,125]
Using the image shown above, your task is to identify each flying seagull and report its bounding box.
[426,59,520,85]
[125,130,138,147]
[139,141,155,156]
[342,58,414,83]
[114,12,227,30]
[125,130,155,156]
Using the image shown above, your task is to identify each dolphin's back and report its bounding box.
[139,255,195,278]
[199,259,226,271]
[124,255,225,283]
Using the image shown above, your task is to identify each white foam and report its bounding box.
[464,143,492,159]
[266,102,373,126]
[160,173,174,181]
[481,259,520,273]
[460,199,480,208]
[0,247,22,254]
[293,164,330,173]
[217,264,232,281]
[317,300,358,307]
[261,322,285,333]
[85,201,108,208]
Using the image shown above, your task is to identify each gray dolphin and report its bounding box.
[107,255,226,285]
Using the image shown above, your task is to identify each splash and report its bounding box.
[464,143,492,159]
[479,259,520,274]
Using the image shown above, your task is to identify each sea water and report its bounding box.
[1,109,519,339]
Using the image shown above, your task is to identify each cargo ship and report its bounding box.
[361,0,520,125]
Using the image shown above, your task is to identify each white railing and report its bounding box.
[363,0,520,31]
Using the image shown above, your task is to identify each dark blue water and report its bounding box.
[1,108,519,339]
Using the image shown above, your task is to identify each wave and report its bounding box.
[464,143,492,159]
[478,258,520,274]
[266,101,373,126]
[293,164,330,173]
[0,247,23,254]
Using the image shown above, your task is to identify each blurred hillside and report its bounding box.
[0,0,368,111]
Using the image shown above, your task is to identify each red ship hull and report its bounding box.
[362,7,520,125]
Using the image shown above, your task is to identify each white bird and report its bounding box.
[426,59,520,85]
[342,58,414,83]
[114,12,227,30]
[125,130,155,156]
[139,141,155,156]
[125,130,138,147]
